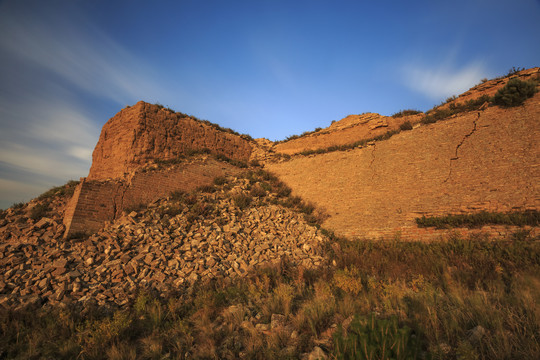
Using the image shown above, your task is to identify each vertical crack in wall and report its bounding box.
[112,181,130,220]
[111,184,121,220]
[444,112,481,183]
[114,172,138,220]
[370,143,377,181]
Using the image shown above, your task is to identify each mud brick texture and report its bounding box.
[268,92,540,240]
[64,159,241,238]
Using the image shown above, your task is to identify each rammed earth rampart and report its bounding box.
[268,91,540,240]
[63,68,540,240]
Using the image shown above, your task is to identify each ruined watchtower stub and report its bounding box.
[63,101,253,238]
[88,101,252,180]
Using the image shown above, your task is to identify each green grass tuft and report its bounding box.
[493,78,538,107]
[416,210,539,229]
[392,109,422,118]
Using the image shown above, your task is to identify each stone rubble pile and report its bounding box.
[0,178,326,310]
[0,195,67,244]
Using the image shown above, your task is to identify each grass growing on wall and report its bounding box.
[416,210,540,229]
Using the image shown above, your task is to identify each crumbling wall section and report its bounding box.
[64,159,241,238]
[88,101,253,180]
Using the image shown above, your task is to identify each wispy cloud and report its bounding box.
[0,2,163,104]
[0,178,49,207]
[0,98,98,208]
[401,61,487,100]
[0,97,98,172]
[0,0,168,208]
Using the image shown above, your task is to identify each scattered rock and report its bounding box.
[255,323,270,331]
[305,346,327,360]
[468,325,486,344]
[0,177,327,309]
[437,343,452,355]
[34,217,52,230]
[271,313,287,330]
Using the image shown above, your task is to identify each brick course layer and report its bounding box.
[64,158,241,237]
[267,93,540,240]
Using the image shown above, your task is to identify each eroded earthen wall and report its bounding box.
[64,159,241,237]
[273,113,423,155]
[267,94,540,240]
[88,101,253,180]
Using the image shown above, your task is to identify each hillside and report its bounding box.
[0,168,325,309]
[0,67,539,359]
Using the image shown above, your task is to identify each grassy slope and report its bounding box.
[1,225,538,359]
[1,73,539,359]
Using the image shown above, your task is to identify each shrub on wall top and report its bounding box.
[493,78,537,107]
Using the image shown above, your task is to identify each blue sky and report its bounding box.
[0,0,539,209]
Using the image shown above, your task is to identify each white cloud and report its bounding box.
[26,103,99,152]
[0,0,173,208]
[0,133,91,209]
[0,95,97,175]
[0,2,163,104]
[0,141,90,184]
[69,146,94,162]
[402,61,487,100]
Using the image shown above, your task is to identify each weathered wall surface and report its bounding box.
[273,113,423,155]
[64,158,241,237]
[444,67,539,109]
[88,101,253,180]
[271,68,539,157]
[267,93,540,240]
[63,180,120,237]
